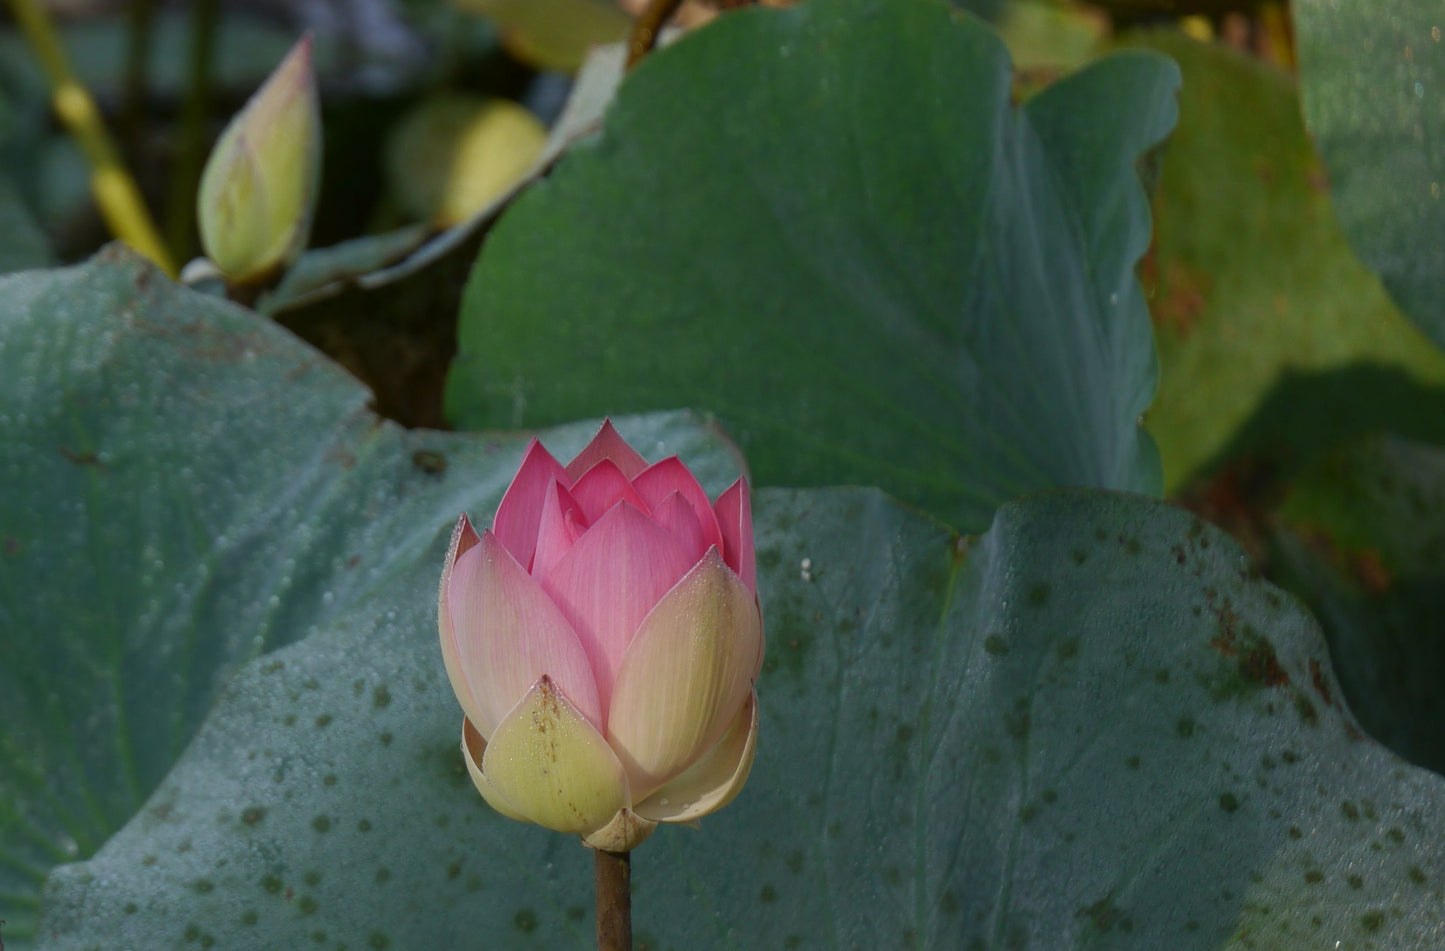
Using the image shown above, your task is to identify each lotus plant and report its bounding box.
[438,420,763,856]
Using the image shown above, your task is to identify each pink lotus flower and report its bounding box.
[439,420,763,851]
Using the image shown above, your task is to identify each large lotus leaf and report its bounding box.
[0,247,743,947]
[1131,31,1445,491]
[30,456,1445,943]
[35,485,1445,948]
[1295,0,1445,350]
[1268,434,1445,776]
[447,0,1180,533]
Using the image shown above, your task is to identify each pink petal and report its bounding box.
[447,531,602,737]
[650,491,709,564]
[714,478,756,595]
[606,549,764,800]
[541,502,697,719]
[438,514,484,728]
[634,457,723,553]
[570,459,650,524]
[564,418,649,482]
[492,439,567,570]
[531,479,588,582]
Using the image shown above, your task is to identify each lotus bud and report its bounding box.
[197,34,321,285]
[439,420,763,851]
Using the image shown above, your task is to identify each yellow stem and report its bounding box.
[7,0,177,275]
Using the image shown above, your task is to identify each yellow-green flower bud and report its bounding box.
[197,35,321,285]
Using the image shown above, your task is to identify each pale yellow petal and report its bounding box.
[634,689,757,823]
[607,549,762,799]
[461,717,529,822]
[479,675,629,835]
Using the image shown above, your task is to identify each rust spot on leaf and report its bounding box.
[1240,645,1289,687]
[1147,257,1212,338]
[1309,659,1333,706]
[1209,601,1289,688]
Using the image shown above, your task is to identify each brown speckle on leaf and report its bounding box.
[1309,659,1334,706]
[59,447,104,467]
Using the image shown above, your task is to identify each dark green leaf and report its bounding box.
[447,0,1180,533]
[1295,0,1445,350]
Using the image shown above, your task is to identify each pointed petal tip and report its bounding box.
[570,458,651,524]
[446,531,602,735]
[478,675,630,836]
[714,478,756,595]
[565,419,650,482]
[448,513,482,565]
[493,440,568,567]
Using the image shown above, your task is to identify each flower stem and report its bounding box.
[594,849,632,951]
[6,0,176,275]
[626,0,684,68]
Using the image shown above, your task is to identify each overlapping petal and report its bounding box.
[563,418,649,482]
[570,459,650,524]
[634,456,724,552]
[531,479,587,582]
[634,689,758,823]
[714,478,756,595]
[472,676,630,836]
[447,531,602,736]
[491,439,567,569]
[541,502,696,716]
[461,717,529,822]
[650,491,709,564]
[606,548,763,799]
